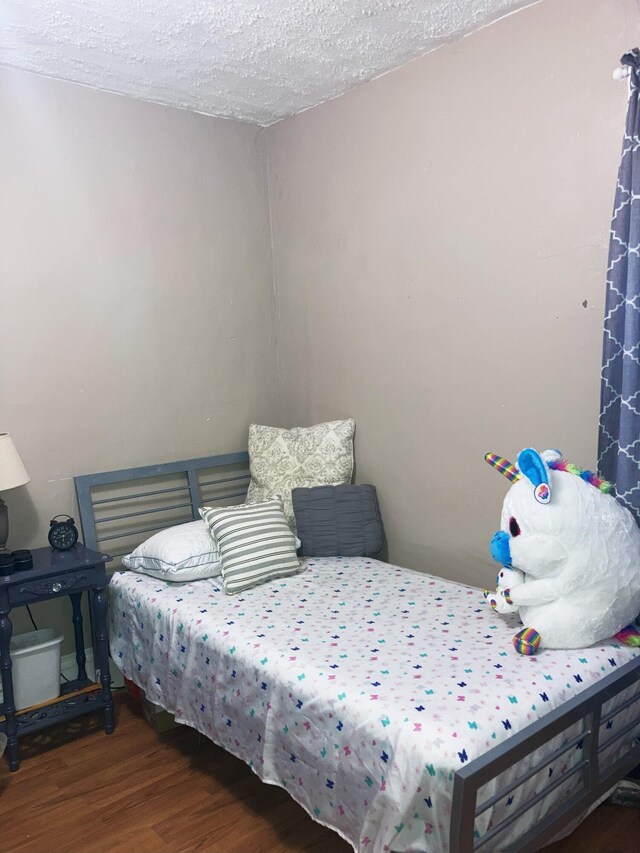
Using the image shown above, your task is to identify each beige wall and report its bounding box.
[266,0,639,588]
[0,67,280,648]
[2,0,637,652]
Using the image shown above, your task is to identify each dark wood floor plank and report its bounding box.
[93,826,168,853]
[1,694,637,853]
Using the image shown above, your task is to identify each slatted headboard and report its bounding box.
[74,452,249,567]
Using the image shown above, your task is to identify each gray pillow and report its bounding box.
[292,484,383,558]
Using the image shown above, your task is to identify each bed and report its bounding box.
[75,453,640,853]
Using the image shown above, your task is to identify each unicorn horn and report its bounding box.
[484,452,522,483]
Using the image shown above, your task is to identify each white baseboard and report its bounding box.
[60,647,95,682]
[61,648,125,689]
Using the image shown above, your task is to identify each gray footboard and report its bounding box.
[450,655,640,852]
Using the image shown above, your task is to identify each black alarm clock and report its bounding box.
[48,515,79,551]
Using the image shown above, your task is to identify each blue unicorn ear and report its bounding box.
[517,448,551,504]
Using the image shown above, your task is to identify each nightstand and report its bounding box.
[0,544,114,770]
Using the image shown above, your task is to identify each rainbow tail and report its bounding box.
[614,622,640,647]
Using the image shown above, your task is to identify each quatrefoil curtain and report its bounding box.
[599,49,640,523]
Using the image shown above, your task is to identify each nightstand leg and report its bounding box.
[91,587,114,734]
[0,609,19,770]
[70,592,87,681]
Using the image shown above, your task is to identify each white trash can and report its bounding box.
[10,628,64,711]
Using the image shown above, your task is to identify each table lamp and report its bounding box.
[0,433,30,552]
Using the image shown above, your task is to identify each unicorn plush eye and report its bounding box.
[509,517,521,537]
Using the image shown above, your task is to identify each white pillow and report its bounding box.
[122,520,221,582]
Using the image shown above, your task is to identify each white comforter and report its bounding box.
[109,557,639,852]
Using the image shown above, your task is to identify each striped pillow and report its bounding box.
[199,499,303,594]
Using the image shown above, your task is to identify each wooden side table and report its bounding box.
[0,544,114,770]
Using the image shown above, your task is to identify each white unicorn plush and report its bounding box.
[484,448,640,653]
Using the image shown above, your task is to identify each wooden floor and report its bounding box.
[1,694,638,853]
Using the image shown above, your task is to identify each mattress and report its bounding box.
[109,557,639,853]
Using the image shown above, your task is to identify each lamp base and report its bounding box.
[0,497,8,552]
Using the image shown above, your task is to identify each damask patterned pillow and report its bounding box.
[246,419,355,530]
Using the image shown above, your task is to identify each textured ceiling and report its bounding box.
[0,1,537,125]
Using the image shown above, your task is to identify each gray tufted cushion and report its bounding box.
[292,484,383,558]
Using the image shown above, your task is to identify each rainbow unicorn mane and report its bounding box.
[547,458,613,494]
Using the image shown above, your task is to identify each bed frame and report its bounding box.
[74,453,640,853]
[75,451,250,563]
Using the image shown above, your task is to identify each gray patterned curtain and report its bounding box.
[598,49,640,522]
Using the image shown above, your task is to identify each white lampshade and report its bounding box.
[0,434,30,492]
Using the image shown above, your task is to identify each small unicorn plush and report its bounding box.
[484,448,640,653]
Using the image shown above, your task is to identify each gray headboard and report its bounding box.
[74,452,249,567]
